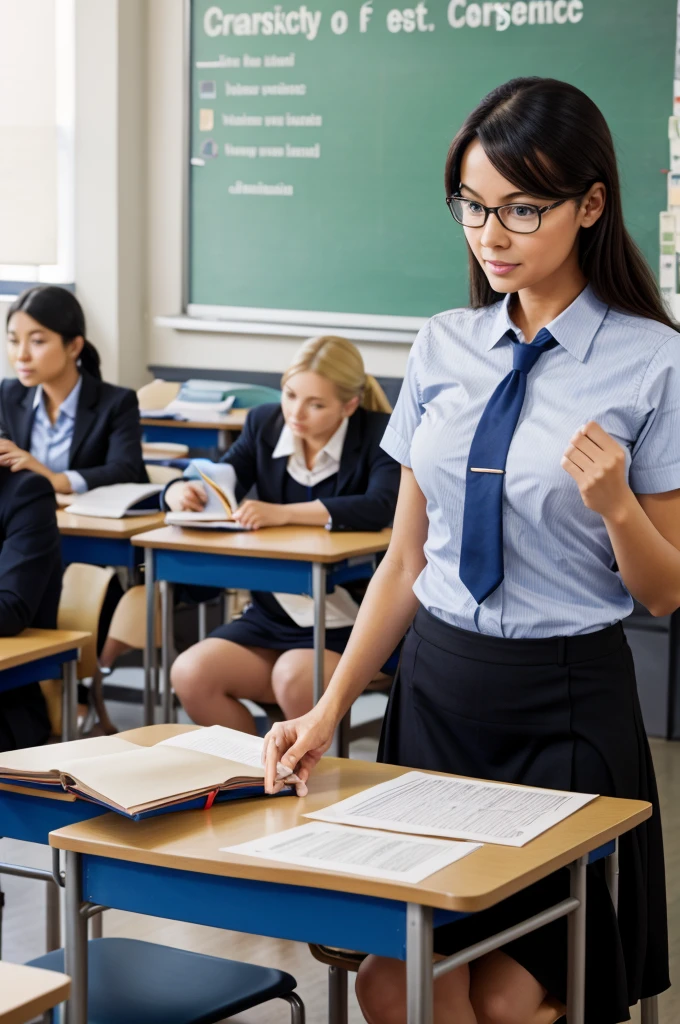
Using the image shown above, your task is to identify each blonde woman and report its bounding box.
[168,336,399,734]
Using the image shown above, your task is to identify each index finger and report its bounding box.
[580,421,612,450]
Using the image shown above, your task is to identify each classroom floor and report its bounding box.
[1,675,678,1023]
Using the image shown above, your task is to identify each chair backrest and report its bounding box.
[137,379,181,410]
[58,563,116,679]
[145,464,184,485]
[107,583,162,649]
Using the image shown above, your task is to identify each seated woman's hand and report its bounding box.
[165,480,208,512]
[0,439,42,474]
[262,708,336,796]
[232,500,289,530]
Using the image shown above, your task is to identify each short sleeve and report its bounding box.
[380,322,429,468]
[629,337,680,493]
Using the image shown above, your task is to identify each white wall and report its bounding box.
[145,0,410,381]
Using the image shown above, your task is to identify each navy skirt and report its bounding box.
[209,593,353,654]
[378,605,669,1024]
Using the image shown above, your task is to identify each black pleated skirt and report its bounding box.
[209,593,353,654]
[378,606,670,1024]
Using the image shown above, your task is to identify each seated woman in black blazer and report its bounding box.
[0,466,62,750]
[169,336,399,734]
[0,285,147,491]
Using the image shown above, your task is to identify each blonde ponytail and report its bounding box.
[281,335,392,413]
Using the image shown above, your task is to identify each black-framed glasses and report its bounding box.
[446,195,566,234]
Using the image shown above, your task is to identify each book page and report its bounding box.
[65,483,162,519]
[160,725,293,779]
[306,772,598,848]
[59,744,262,815]
[0,735,139,778]
[222,822,481,883]
[183,460,239,518]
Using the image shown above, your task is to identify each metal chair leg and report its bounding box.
[641,996,659,1024]
[0,881,4,957]
[281,991,306,1024]
[336,713,351,759]
[329,965,348,1024]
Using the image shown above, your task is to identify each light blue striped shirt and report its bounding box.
[382,285,680,638]
[31,377,88,494]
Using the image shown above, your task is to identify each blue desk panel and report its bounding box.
[61,535,141,575]
[0,649,78,695]
[153,550,376,595]
[80,854,462,961]
[143,426,222,448]
[0,788,105,845]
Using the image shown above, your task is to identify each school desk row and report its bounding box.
[56,509,391,726]
[0,723,654,1024]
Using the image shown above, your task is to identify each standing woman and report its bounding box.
[264,78,673,1023]
[0,285,147,491]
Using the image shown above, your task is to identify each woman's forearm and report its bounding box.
[284,500,332,526]
[605,490,680,615]
[316,551,422,725]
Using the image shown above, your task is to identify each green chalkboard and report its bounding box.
[188,0,675,328]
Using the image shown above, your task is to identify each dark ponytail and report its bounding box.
[6,285,102,381]
[445,77,675,330]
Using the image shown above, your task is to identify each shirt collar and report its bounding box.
[32,376,82,420]
[486,283,609,362]
[272,416,349,463]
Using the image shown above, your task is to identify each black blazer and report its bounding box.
[0,468,62,750]
[0,371,148,490]
[221,403,399,531]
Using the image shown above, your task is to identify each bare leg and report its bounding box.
[171,638,279,734]
[356,955,477,1024]
[470,951,555,1024]
[355,951,560,1024]
[98,636,132,670]
[270,648,342,719]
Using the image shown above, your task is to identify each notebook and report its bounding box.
[65,483,163,519]
[164,461,250,530]
[0,726,295,819]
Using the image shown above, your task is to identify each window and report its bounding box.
[0,0,75,298]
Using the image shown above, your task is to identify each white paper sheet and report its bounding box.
[305,772,598,848]
[221,822,481,883]
[159,725,293,779]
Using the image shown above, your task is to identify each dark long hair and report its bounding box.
[445,77,674,329]
[6,285,102,380]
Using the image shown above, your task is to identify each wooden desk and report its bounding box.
[50,757,650,1024]
[132,526,392,724]
[0,961,70,1024]
[141,408,248,450]
[0,629,90,741]
[57,510,165,576]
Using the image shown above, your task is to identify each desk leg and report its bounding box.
[45,878,61,951]
[161,580,175,724]
[198,601,208,641]
[144,548,156,726]
[406,903,433,1024]
[328,966,348,1024]
[566,856,587,1024]
[605,839,619,914]
[64,851,87,1024]
[61,660,77,741]
[312,563,327,706]
[641,996,659,1024]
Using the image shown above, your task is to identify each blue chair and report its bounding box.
[28,937,304,1024]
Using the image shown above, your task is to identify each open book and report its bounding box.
[164,460,249,531]
[65,483,163,519]
[0,726,294,819]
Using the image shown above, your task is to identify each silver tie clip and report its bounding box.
[470,468,505,474]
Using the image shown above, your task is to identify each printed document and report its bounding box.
[221,821,481,883]
[305,772,597,847]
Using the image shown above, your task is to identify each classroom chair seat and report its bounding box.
[28,937,305,1024]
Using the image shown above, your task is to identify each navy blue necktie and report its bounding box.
[459,327,558,605]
